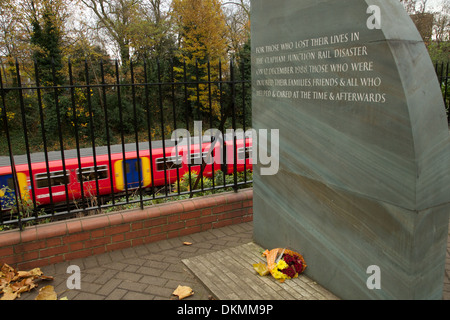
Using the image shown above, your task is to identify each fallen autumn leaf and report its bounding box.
[172,285,194,300]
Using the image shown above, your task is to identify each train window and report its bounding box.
[0,177,14,191]
[190,153,201,165]
[76,165,108,182]
[156,155,182,171]
[190,152,213,165]
[35,171,70,188]
[238,147,252,161]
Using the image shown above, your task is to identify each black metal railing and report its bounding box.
[0,57,252,230]
[434,61,450,124]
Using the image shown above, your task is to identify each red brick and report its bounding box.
[224,210,246,219]
[201,208,212,216]
[17,260,47,270]
[149,226,164,235]
[145,206,162,218]
[197,216,217,225]
[107,213,123,226]
[168,230,180,239]
[232,217,245,224]
[213,219,233,229]
[84,237,110,249]
[0,231,21,246]
[105,225,130,236]
[66,220,82,234]
[193,197,216,210]
[200,223,212,231]
[180,200,196,212]
[144,217,167,228]
[22,250,39,262]
[162,222,185,232]
[168,214,180,223]
[106,241,131,252]
[14,241,46,253]
[90,229,105,239]
[160,202,184,216]
[111,234,125,242]
[214,194,228,206]
[185,219,199,227]
[122,210,148,223]
[48,255,65,265]
[65,249,92,261]
[63,232,90,244]
[40,245,69,258]
[69,242,84,251]
[0,246,14,257]
[212,206,225,214]
[131,221,143,231]
[92,246,106,255]
[20,228,37,243]
[230,190,250,202]
[1,255,20,266]
[81,215,109,232]
[125,229,149,240]
[132,238,144,247]
[46,238,62,247]
[36,223,67,240]
[178,226,202,237]
[224,203,242,212]
[144,234,166,244]
[181,210,202,220]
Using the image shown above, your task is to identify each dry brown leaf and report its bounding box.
[0,286,18,300]
[172,285,194,300]
[1,264,16,283]
[29,268,43,278]
[15,271,32,279]
[183,242,193,246]
[35,285,57,300]
[0,263,54,300]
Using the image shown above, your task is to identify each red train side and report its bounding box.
[0,138,252,210]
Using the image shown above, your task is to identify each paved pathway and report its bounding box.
[21,222,254,300]
[15,220,450,300]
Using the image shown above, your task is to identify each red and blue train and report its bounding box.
[0,138,252,211]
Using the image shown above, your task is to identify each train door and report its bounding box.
[114,157,151,191]
[0,174,15,209]
[0,173,28,209]
[124,158,142,189]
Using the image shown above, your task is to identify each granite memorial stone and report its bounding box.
[251,0,450,299]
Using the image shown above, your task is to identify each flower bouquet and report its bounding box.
[253,248,307,281]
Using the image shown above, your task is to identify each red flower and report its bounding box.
[283,254,304,274]
[281,266,296,278]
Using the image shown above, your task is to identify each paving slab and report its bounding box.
[182,242,340,300]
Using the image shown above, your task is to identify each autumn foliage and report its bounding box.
[0,263,55,300]
[171,0,229,117]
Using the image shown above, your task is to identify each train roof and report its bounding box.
[0,134,252,170]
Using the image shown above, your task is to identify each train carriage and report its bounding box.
[0,138,252,212]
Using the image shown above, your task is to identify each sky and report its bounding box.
[426,0,448,11]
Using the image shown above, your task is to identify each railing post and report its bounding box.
[16,59,37,223]
[0,60,21,229]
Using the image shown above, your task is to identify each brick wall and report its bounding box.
[0,189,253,270]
